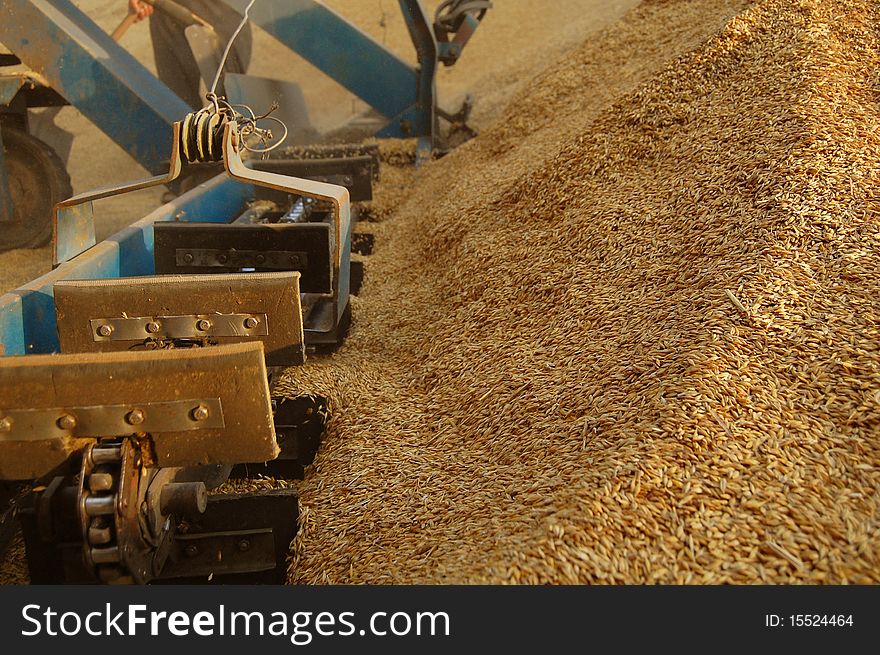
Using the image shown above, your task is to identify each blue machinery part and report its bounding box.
[0,96,354,356]
[0,0,488,167]
[0,0,487,233]
[0,176,251,356]
[0,0,190,246]
[0,112,354,356]
[224,0,437,158]
[0,0,190,175]
[223,0,489,159]
[0,0,486,347]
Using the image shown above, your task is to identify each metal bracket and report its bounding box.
[91,314,269,342]
[154,224,332,295]
[169,528,276,576]
[0,342,278,479]
[174,248,309,271]
[54,272,305,367]
[156,488,299,583]
[53,120,350,279]
[253,156,375,202]
[0,398,224,441]
[53,122,184,265]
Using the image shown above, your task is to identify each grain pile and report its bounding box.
[278,0,880,583]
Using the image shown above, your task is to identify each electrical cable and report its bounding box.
[209,0,256,97]
[180,1,288,162]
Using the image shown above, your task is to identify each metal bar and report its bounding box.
[397,0,438,161]
[0,0,191,174]
[223,0,419,131]
[0,128,13,224]
[253,156,375,202]
[0,398,225,441]
[89,313,270,341]
[154,223,332,293]
[0,175,252,356]
[53,123,184,265]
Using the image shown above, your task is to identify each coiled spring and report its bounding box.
[179,93,288,164]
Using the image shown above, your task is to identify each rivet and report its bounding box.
[217,254,229,265]
[0,417,12,433]
[192,405,210,422]
[255,254,266,265]
[126,409,145,426]
[57,414,77,431]
[238,539,251,552]
[185,544,199,558]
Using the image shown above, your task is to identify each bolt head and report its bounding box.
[289,255,301,267]
[57,414,77,431]
[145,321,161,334]
[243,317,259,329]
[0,416,12,433]
[126,409,145,426]
[196,319,211,331]
[217,254,229,264]
[238,539,251,552]
[192,405,210,421]
[97,324,113,337]
[183,253,194,264]
[185,544,199,557]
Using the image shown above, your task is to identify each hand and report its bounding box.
[128,0,154,21]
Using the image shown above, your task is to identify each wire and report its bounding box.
[184,0,288,160]
[184,94,288,161]
[209,0,256,96]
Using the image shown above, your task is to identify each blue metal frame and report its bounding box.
[0,175,252,356]
[226,0,417,125]
[396,0,437,159]
[223,0,438,147]
[0,0,190,175]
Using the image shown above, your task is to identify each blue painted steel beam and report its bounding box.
[0,175,252,356]
[397,0,437,159]
[0,0,191,174]
[223,0,419,134]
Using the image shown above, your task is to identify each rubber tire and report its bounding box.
[0,126,72,251]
